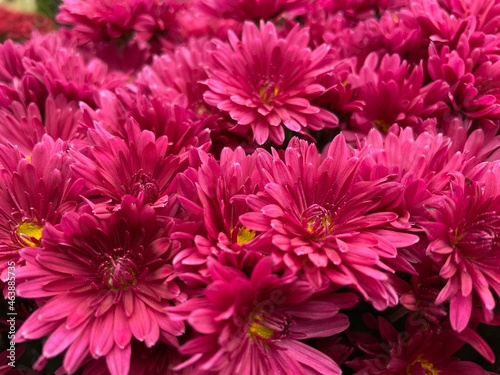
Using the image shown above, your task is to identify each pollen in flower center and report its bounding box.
[247,310,291,341]
[303,204,332,239]
[258,83,280,105]
[248,318,275,339]
[407,357,438,375]
[100,254,138,291]
[16,221,43,247]
[236,227,256,245]
[374,119,391,132]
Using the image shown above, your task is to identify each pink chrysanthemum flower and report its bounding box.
[172,147,261,281]
[82,340,185,375]
[16,197,184,375]
[240,136,419,310]
[168,257,357,374]
[0,94,86,156]
[136,38,210,113]
[348,52,448,135]
[428,32,500,130]
[198,0,311,21]
[359,126,469,220]
[423,168,500,332]
[80,89,212,158]
[0,136,85,281]
[347,314,495,374]
[0,40,25,83]
[70,122,181,213]
[56,0,183,47]
[203,21,339,145]
[439,0,500,34]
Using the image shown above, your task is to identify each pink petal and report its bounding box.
[106,344,131,375]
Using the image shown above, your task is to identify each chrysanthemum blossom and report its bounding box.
[0,94,85,156]
[172,147,262,281]
[428,34,500,130]
[347,314,494,374]
[439,0,500,34]
[359,126,469,221]
[81,89,212,159]
[136,38,210,113]
[56,0,183,46]
[198,0,311,21]
[168,257,357,374]
[239,136,419,310]
[16,197,184,375]
[348,52,448,134]
[70,122,181,213]
[423,168,500,332]
[0,136,85,282]
[203,21,339,145]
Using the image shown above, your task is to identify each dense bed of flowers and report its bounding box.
[1,0,500,374]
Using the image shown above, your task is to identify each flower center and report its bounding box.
[303,204,332,240]
[450,211,500,260]
[407,357,438,375]
[258,83,280,105]
[248,316,275,339]
[236,227,256,245]
[128,170,160,204]
[374,119,391,132]
[16,221,43,247]
[247,310,290,341]
[100,254,138,291]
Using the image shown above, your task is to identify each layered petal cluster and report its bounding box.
[136,39,211,112]
[423,167,500,332]
[359,126,469,221]
[347,314,494,374]
[240,136,419,309]
[56,0,183,46]
[203,21,339,145]
[80,89,212,158]
[0,32,126,155]
[70,122,182,213]
[16,197,184,375]
[426,10,500,130]
[198,0,312,21]
[168,257,357,375]
[348,52,448,134]
[0,136,85,280]
[172,147,261,281]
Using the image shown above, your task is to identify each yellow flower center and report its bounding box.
[374,119,391,132]
[408,357,439,375]
[236,227,256,245]
[258,84,280,104]
[248,314,274,340]
[16,221,43,247]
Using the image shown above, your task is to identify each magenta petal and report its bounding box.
[106,343,131,375]
[457,328,496,364]
[90,311,115,358]
[43,320,89,358]
[449,292,472,332]
[113,304,132,349]
[277,340,341,375]
[129,297,151,341]
[63,331,91,374]
[291,314,350,339]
